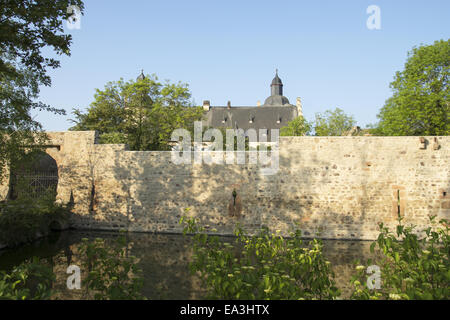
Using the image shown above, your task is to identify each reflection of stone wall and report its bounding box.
[47,232,204,300]
[321,240,383,298]
[1,132,449,240]
[127,234,205,299]
[1,231,379,299]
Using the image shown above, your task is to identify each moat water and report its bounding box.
[0,230,379,299]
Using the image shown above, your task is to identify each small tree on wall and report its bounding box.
[70,75,204,151]
[313,108,357,136]
[280,116,312,136]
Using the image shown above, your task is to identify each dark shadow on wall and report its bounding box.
[104,146,295,297]
[64,136,449,298]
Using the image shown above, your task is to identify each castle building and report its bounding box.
[202,71,303,140]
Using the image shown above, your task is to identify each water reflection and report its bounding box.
[0,230,378,299]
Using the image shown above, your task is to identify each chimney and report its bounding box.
[296,97,303,118]
[203,100,210,111]
[227,101,231,109]
[257,100,261,107]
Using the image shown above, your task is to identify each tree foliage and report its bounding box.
[180,214,340,300]
[280,116,312,136]
[70,74,204,151]
[375,39,449,136]
[78,236,145,300]
[0,0,85,182]
[314,107,356,136]
[0,236,145,300]
[0,194,70,248]
[0,257,55,300]
[351,216,449,300]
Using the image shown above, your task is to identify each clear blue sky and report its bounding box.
[36,0,450,131]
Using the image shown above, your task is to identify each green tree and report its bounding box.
[280,116,312,136]
[375,40,450,136]
[0,0,85,182]
[70,74,204,151]
[314,108,356,136]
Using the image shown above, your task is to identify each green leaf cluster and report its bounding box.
[0,236,145,300]
[0,0,85,183]
[70,75,204,151]
[0,257,55,300]
[375,39,450,136]
[314,108,356,136]
[77,235,145,300]
[180,216,339,300]
[280,116,312,136]
[350,216,449,300]
[280,109,357,137]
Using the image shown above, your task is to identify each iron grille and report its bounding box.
[10,169,58,199]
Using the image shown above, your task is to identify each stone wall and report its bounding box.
[1,131,449,240]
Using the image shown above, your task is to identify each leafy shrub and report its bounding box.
[77,235,145,300]
[0,257,54,300]
[180,216,340,299]
[0,235,145,300]
[280,116,312,136]
[99,132,128,144]
[351,216,449,300]
[0,195,70,248]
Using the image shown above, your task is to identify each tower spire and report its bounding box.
[263,70,291,106]
[137,69,146,81]
[270,70,283,96]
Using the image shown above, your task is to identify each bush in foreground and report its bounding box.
[78,235,145,300]
[0,195,70,248]
[0,257,54,300]
[351,216,449,300]
[180,216,340,300]
[0,235,145,300]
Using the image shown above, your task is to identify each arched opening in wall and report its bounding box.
[9,151,58,201]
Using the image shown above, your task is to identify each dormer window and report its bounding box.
[249,115,254,123]
[277,116,281,124]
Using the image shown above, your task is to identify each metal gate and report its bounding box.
[10,170,58,199]
[9,152,58,200]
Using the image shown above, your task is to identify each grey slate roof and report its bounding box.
[203,105,298,140]
[202,71,298,140]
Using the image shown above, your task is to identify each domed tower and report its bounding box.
[271,69,283,96]
[136,69,146,81]
[263,70,292,106]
